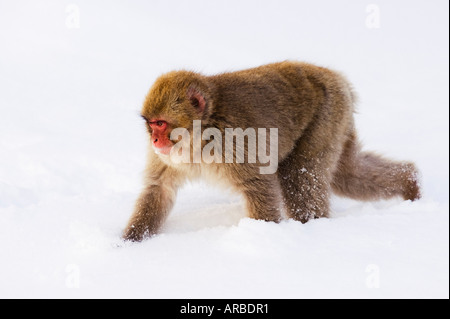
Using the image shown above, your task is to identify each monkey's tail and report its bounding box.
[331,131,421,202]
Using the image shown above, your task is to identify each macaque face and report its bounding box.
[141,83,207,156]
[144,118,172,155]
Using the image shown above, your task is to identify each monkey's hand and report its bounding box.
[122,185,174,242]
[122,221,150,242]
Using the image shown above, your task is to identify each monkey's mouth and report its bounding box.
[152,145,173,156]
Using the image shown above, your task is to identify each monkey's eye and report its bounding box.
[149,120,167,129]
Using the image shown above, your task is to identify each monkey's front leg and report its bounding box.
[123,184,176,242]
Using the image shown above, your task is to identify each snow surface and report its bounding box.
[0,0,448,298]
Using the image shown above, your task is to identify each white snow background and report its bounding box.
[0,0,448,298]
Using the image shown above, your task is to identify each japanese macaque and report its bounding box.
[122,61,421,241]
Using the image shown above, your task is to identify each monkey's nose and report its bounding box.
[153,137,166,149]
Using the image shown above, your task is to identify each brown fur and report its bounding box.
[122,61,421,241]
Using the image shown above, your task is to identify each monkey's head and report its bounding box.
[141,71,213,156]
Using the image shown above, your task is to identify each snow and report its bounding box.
[0,0,448,298]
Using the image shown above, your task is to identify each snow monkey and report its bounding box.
[122,61,421,242]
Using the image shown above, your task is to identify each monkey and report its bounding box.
[122,61,421,242]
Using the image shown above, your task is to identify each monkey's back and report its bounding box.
[207,61,355,156]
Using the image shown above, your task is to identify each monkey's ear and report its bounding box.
[187,87,206,113]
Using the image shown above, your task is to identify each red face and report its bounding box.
[146,119,172,155]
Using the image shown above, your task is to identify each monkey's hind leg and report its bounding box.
[331,130,421,202]
[278,143,338,223]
